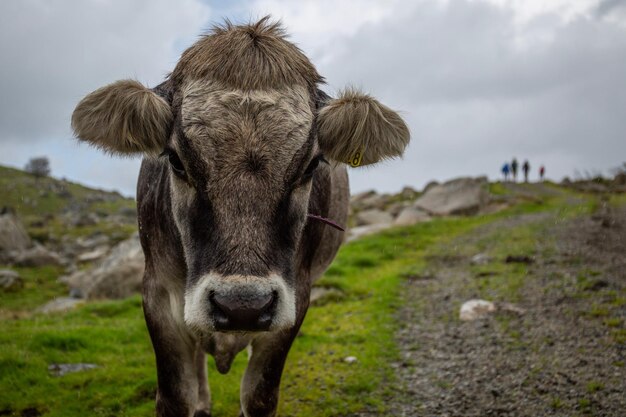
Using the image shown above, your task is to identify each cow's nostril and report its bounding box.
[210,291,276,331]
[257,291,277,327]
[209,292,230,329]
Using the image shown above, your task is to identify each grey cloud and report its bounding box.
[0,0,210,143]
[596,0,626,17]
[313,0,626,191]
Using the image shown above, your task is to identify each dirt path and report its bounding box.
[389,202,626,416]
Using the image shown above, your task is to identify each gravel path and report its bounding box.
[388,203,626,417]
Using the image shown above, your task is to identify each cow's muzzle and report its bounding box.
[210,290,277,331]
[184,273,296,333]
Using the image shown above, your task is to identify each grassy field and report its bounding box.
[0,181,616,416]
[0,215,483,417]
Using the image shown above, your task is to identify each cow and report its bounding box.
[71,18,409,417]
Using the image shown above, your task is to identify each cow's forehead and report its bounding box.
[176,80,316,193]
[179,81,314,164]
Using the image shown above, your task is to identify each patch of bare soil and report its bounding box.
[389,203,626,416]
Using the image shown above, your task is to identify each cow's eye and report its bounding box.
[161,149,186,178]
[302,154,327,181]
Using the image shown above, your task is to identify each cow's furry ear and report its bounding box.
[317,89,410,167]
[72,80,172,155]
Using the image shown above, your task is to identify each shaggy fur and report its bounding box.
[171,17,322,91]
[72,80,172,155]
[317,89,410,166]
[179,80,314,189]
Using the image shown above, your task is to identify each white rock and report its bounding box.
[344,356,358,364]
[393,206,431,226]
[415,177,490,216]
[48,363,98,377]
[459,299,496,321]
[63,233,144,299]
[470,253,492,266]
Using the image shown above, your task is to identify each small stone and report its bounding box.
[48,363,98,377]
[470,253,492,265]
[344,356,358,364]
[459,299,496,321]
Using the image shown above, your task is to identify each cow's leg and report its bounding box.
[194,348,211,417]
[143,278,200,417]
[239,331,297,417]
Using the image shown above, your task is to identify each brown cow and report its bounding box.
[72,18,409,417]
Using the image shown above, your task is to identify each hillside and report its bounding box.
[1,166,625,416]
[0,165,138,315]
[0,165,137,244]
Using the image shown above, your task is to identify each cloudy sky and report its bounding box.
[1,0,625,196]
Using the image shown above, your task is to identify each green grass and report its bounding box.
[0,266,67,315]
[550,396,564,410]
[487,182,509,196]
[585,381,604,393]
[0,182,608,416]
[578,398,592,414]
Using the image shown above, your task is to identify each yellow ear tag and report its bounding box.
[348,148,364,167]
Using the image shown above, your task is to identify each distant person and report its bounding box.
[502,162,510,181]
[539,165,545,181]
[511,158,518,182]
[522,160,530,182]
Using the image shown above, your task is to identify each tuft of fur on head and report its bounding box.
[171,16,322,91]
[317,89,410,166]
[71,80,172,155]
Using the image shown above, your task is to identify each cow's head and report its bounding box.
[71,19,409,334]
